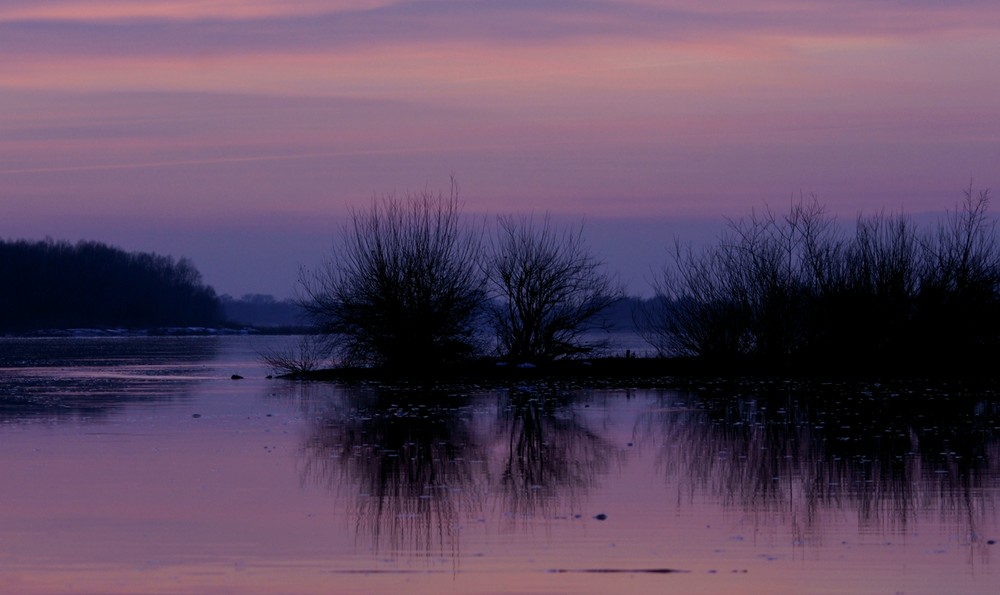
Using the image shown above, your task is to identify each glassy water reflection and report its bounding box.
[643,384,1000,544]
[299,382,1000,560]
[299,386,623,557]
[1,336,998,593]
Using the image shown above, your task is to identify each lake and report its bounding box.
[1,335,998,594]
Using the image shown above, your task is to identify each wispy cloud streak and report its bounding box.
[0,147,473,175]
[3,1,999,60]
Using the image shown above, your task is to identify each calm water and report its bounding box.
[1,336,998,594]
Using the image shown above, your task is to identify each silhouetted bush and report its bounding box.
[486,215,622,362]
[299,185,486,371]
[643,187,1000,373]
[259,334,330,375]
[300,186,630,370]
[0,239,221,332]
[914,189,1000,366]
[641,199,833,363]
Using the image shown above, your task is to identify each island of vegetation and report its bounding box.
[269,182,1000,380]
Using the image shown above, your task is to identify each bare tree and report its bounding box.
[922,185,999,297]
[486,215,622,362]
[640,239,753,358]
[299,184,486,371]
[258,334,330,376]
[640,197,838,361]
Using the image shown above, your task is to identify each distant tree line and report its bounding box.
[640,186,1000,373]
[220,294,307,328]
[0,239,222,332]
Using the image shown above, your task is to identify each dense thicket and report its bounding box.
[641,187,1000,373]
[0,239,221,331]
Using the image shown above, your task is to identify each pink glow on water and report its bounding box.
[1,337,998,593]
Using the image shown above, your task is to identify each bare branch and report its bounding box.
[486,214,622,362]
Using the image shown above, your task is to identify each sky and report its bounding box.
[2,1,999,298]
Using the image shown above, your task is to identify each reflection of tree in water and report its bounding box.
[300,385,486,556]
[489,387,618,520]
[300,384,619,555]
[641,381,1000,545]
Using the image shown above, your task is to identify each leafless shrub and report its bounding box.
[915,185,1000,358]
[643,188,1000,370]
[258,334,331,376]
[642,197,835,360]
[486,215,622,362]
[299,182,486,371]
[922,185,999,295]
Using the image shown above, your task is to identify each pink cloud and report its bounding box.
[0,1,389,22]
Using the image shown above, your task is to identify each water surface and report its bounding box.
[1,336,998,593]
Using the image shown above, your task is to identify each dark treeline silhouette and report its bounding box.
[0,238,222,332]
[640,186,1000,374]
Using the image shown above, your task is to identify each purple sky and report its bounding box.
[2,1,999,298]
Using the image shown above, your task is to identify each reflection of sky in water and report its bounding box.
[0,335,295,419]
[1,337,998,593]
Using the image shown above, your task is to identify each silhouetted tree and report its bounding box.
[299,184,486,371]
[486,215,621,362]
